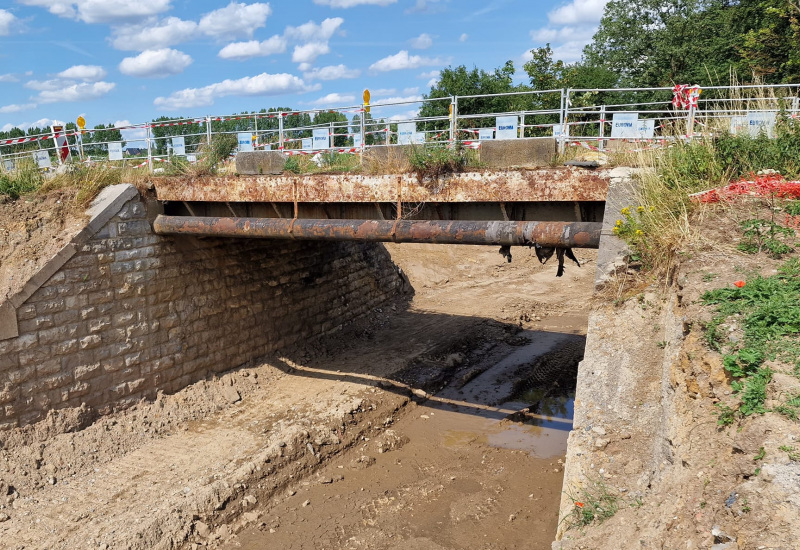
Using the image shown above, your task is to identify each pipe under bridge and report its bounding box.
[151,167,610,248]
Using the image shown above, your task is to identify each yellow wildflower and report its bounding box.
[635,229,643,236]
[621,207,630,215]
[612,226,619,234]
[637,206,645,213]
[616,219,622,226]
[649,206,655,212]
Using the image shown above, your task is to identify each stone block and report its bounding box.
[479,138,556,168]
[235,151,286,175]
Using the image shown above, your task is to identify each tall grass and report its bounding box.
[0,158,43,200]
[622,112,800,277]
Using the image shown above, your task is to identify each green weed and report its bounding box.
[702,259,800,422]
[753,447,766,461]
[0,158,44,199]
[778,445,800,461]
[737,219,794,259]
[562,479,619,530]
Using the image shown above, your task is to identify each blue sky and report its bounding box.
[0,0,609,133]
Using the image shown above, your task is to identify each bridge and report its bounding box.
[151,155,610,249]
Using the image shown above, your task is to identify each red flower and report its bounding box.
[733,280,746,288]
[575,502,584,508]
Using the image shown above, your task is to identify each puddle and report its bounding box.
[428,329,583,459]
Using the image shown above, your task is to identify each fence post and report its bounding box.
[599,104,606,151]
[205,116,211,146]
[360,107,366,154]
[687,104,696,138]
[254,114,259,149]
[520,113,525,139]
[450,96,458,146]
[146,123,153,173]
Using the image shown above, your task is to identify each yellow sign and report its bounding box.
[449,104,453,118]
[363,89,371,113]
[76,116,86,129]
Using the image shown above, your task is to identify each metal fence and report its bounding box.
[2,84,799,173]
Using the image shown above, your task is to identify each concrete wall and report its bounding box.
[0,185,406,430]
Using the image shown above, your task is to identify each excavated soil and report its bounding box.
[0,239,598,550]
[0,191,86,302]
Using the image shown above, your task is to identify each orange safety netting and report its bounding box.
[690,174,800,203]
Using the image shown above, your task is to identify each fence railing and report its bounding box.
[2,84,799,173]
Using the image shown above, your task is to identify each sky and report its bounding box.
[0,0,610,133]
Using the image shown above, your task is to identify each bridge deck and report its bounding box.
[153,167,610,204]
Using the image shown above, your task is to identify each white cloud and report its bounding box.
[35,82,115,104]
[0,73,20,83]
[0,103,37,114]
[115,120,148,142]
[312,0,395,7]
[119,49,193,78]
[292,42,331,64]
[374,94,423,105]
[389,109,420,121]
[26,79,69,91]
[110,17,198,51]
[218,35,287,60]
[459,33,468,42]
[547,0,609,25]
[303,64,360,81]
[409,33,433,50]
[369,50,442,72]
[154,73,316,110]
[418,70,439,80]
[19,0,172,23]
[528,0,611,63]
[405,0,447,14]
[57,65,107,81]
[2,118,54,133]
[198,2,272,40]
[285,17,343,42]
[311,92,356,105]
[0,9,18,35]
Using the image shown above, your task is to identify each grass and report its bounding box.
[702,258,800,423]
[778,445,800,461]
[562,478,619,531]
[284,151,362,174]
[406,142,481,183]
[616,116,800,277]
[0,158,43,200]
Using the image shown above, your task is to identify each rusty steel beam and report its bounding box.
[152,215,601,248]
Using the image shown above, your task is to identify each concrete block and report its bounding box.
[479,138,556,168]
[235,151,286,175]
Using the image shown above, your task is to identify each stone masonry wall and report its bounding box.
[0,189,405,430]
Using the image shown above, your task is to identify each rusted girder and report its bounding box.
[152,215,601,248]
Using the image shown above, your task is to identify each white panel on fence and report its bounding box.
[237,132,254,152]
[108,141,123,161]
[354,134,363,148]
[478,128,494,141]
[313,128,330,149]
[397,123,416,145]
[552,124,569,138]
[635,119,656,139]
[172,136,186,156]
[2,159,14,172]
[495,116,518,140]
[302,138,313,150]
[730,116,748,134]
[747,111,777,138]
[186,154,197,163]
[413,132,426,144]
[610,113,639,138]
[34,150,51,168]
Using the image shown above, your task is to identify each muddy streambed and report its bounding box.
[224,327,585,550]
